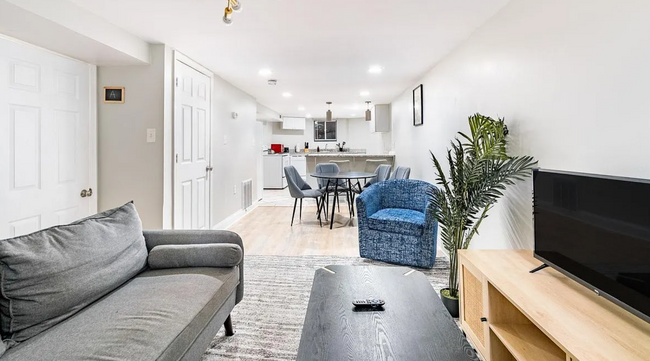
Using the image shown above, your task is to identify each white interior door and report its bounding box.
[173,57,211,230]
[0,36,94,239]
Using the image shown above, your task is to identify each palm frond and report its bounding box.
[428,113,536,292]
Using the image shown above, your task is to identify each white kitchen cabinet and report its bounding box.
[369,104,390,133]
[263,155,289,189]
[290,156,307,181]
[282,117,306,130]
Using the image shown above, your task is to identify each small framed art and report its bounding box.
[413,84,423,126]
[104,86,125,104]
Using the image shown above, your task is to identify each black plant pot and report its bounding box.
[440,288,459,318]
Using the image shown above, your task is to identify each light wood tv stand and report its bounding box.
[459,250,650,361]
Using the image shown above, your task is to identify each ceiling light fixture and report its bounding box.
[351,114,357,117]
[223,0,242,25]
[298,106,305,111]
[326,102,332,121]
[258,68,272,76]
[368,65,383,74]
[230,0,242,12]
[360,91,370,96]
[305,113,312,118]
[365,101,372,121]
[282,92,292,98]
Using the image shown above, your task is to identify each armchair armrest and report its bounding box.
[143,230,244,304]
[356,185,381,220]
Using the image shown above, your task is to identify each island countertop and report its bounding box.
[303,153,394,158]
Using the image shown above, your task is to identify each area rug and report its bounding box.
[202,255,450,360]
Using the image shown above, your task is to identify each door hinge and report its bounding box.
[175,77,179,87]
[175,154,178,163]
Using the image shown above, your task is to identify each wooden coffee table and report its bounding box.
[297,265,479,361]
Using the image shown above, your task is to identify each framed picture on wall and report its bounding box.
[413,84,423,126]
[103,86,125,103]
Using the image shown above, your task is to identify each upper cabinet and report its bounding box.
[282,117,306,130]
[369,104,390,133]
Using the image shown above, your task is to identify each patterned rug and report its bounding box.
[202,255,450,360]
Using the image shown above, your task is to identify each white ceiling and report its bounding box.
[69,0,510,117]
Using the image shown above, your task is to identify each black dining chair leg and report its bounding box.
[316,198,323,227]
[299,199,303,221]
[347,179,355,217]
[291,198,297,226]
[330,182,338,230]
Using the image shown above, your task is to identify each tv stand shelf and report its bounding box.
[459,250,650,361]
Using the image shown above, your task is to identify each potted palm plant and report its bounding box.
[428,113,536,317]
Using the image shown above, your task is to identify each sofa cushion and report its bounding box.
[367,208,426,237]
[0,267,239,361]
[148,244,243,269]
[0,202,148,343]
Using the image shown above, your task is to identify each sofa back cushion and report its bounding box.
[0,202,148,342]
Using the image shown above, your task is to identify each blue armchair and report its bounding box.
[356,179,439,268]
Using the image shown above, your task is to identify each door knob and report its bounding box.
[80,188,93,198]
[206,166,214,172]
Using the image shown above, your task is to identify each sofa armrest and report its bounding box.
[143,230,244,304]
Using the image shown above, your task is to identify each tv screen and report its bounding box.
[533,169,650,323]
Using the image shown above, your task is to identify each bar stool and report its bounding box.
[329,159,351,172]
[364,159,388,173]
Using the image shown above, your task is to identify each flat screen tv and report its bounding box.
[533,169,650,324]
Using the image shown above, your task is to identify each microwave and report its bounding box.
[270,144,284,154]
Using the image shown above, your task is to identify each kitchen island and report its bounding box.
[303,153,395,188]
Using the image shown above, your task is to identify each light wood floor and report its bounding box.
[228,205,360,256]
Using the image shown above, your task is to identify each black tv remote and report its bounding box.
[353,299,385,308]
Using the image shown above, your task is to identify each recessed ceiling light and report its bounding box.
[298,106,306,111]
[350,114,357,117]
[258,68,273,76]
[368,65,383,74]
[360,91,370,96]
[305,113,312,118]
[282,92,292,98]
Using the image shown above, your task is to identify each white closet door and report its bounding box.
[0,37,93,239]
[173,58,211,230]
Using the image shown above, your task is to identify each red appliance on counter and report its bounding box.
[270,144,285,154]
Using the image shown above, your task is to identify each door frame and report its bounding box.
[172,51,214,229]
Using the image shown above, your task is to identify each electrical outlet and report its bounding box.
[146,129,156,143]
[233,185,237,194]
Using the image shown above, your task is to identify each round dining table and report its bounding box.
[311,172,376,229]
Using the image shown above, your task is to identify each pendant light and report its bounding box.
[326,102,332,121]
[223,0,242,25]
[365,101,372,121]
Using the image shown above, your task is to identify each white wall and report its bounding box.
[1,0,150,65]
[390,0,650,250]
[267,117,390,154]
[98,44,172,229]
[211,75,259,227]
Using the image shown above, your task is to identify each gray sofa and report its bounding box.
[0,203,244,361]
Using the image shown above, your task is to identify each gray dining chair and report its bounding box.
[365,164,392,188]
[390,166,411,180]
[315,163,351,215]
[284,166,324,227]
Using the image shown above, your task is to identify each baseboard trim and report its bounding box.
[211,201,260,230]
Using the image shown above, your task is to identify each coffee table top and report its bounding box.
[297,265,479,361]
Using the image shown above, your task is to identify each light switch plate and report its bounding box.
[224,135,228,145]
[146,129,156,143]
